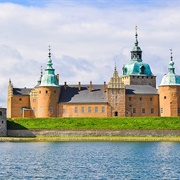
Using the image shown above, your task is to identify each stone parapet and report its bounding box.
[7,129,180,137]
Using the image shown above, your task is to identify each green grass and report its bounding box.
[7,117,180,130]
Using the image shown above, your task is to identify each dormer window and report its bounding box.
[140,66,145,74]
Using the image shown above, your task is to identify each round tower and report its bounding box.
[37,47,60,117]
[158,49,180,117]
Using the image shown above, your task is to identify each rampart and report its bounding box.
[7,129,180,137]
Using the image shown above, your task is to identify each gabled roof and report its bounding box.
[59,85,107,103]
[13,88,32,95]
[125,85,158,95]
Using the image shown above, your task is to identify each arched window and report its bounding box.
[0,111,2,116]
[114,111,118,116]
[140,66,145,74]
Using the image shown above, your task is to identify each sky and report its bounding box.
[1,0,180,107]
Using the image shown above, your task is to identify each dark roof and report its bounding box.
[13,88,32,95]
[126,85,158,95]
[59,85,107,103]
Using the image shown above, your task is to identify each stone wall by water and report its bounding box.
[7,129,180,137]
[0,108,7,136]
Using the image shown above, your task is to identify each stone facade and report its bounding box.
[121,75,156,88]
[0,108,7,136]
[159,86,180,117]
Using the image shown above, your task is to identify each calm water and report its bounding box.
[0,142,180,179]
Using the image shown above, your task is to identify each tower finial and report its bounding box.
[48,45,51,58]
[135,25,138,46]
[170,48,173,61]
[114,62,117,71]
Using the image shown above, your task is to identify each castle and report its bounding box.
[7,29,180,118]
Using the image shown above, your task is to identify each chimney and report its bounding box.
[56,74,59,84]
[78,82,81,91]
[64,82,67,90]
[90,81,92,92]
[104,81,106,92]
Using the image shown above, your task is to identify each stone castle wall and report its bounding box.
[0,108,7,136]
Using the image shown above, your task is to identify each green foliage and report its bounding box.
[7,117,180,130]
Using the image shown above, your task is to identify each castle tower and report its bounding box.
[107,65,126,117]
[37,47,60,117]
[7,79,13,118]
[159,50,180,116]
[121,27,156,88]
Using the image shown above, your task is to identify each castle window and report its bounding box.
[102,107,105,113]
[2,121,3,124]
[95,107,98,113]
[81,107,85,113]
[54,90,56,93]
[147,77,148,79]
[118,89,121,94]
[75,107,78,113]
[19,98,22,101]
[151,77,153,79]
[150,98,153,101]
[129,97,131,101]
[46,90,48,94]
[140,97,142,101]
[133,108,136,113]
[50,107,53,114]
[112,89,114,94]
[142,108,145,114]
[33,99,36,103]
[40,106,42,114]
[129,105,132,108]
[39,91,41,94]
[151,108,154,114]
[33,107,36,113]
[88,107,91,113]
[0,111,2,116]
[19,108,22,115]
[160,108,163,113]
[178,108,180,114]
[137,76,139,78]
[133,76,135,78]
[164,96,166,99]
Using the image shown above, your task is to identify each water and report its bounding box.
[0,142,180,179]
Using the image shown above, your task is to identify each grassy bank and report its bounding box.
[1,136,180,142]
[7,117,180,130]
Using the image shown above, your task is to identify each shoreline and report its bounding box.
[1,136,180,142]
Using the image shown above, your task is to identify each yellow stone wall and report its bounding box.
[121,76,156,88]
[159,86,180,117]
[106,88,126,117]
[126,94,159,117]
[37,86,60,117]
[7,95,30,118]
[59,103,108,117]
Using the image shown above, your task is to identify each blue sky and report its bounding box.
[0,0,180,107]
[0,0,177,7]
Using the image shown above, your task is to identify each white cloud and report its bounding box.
[0,1,180,107]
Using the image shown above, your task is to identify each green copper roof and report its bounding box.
[122,28,153,76]
[40,48,59,87]
[160,51,180,86]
